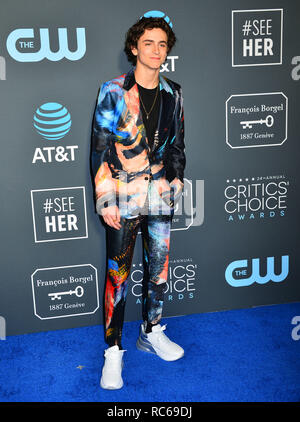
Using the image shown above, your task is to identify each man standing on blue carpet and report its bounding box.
[91,13,186,389]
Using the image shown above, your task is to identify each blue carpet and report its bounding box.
[0,302,300,402]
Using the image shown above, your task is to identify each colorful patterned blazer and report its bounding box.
[91,67,186,216]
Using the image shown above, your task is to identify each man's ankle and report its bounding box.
[107,343,123,350]
[145,321,159,334]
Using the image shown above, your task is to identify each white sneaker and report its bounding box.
[136,323,184,361]
[100,345,126,390]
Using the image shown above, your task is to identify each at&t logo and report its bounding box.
[32,102,78,164]
[160,56,178,73]
[141,10,173,28]
[225,255,289,287]
[33,102,72,140]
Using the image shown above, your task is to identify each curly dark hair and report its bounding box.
[124,17,176,65]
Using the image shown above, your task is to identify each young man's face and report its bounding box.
[131,28,168,71]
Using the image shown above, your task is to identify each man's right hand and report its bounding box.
[101,205,122,230]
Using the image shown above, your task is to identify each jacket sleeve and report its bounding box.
[167,86,186,184]
[91,82,117,214]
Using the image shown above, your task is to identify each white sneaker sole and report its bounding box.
[136,336,184,361]
[100,377,123,390]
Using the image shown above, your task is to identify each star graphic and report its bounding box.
[76,365,85,370]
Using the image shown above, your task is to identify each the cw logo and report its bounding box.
[225,255,289,287]
[6,28,86,62]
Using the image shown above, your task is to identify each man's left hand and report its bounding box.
[169,177,184,207]
[170,178,184,195]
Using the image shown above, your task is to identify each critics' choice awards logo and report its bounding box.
[32,102,78,164]
[224,175,288,222]
[232,9,283,66]
[129,259,197,304]
[31,264,99,319]
[226,93,287,149]
[30,186,88,242]
[225,255,289,287]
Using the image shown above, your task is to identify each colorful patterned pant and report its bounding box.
[103,210,173,349]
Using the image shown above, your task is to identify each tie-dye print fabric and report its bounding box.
[91,67,186,216]
[103,194,173,348]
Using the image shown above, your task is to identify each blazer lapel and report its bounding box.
[156,77,175,150]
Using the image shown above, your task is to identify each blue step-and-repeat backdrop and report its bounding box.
[0,0,299,336]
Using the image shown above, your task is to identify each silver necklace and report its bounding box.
[139,84,159,120]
